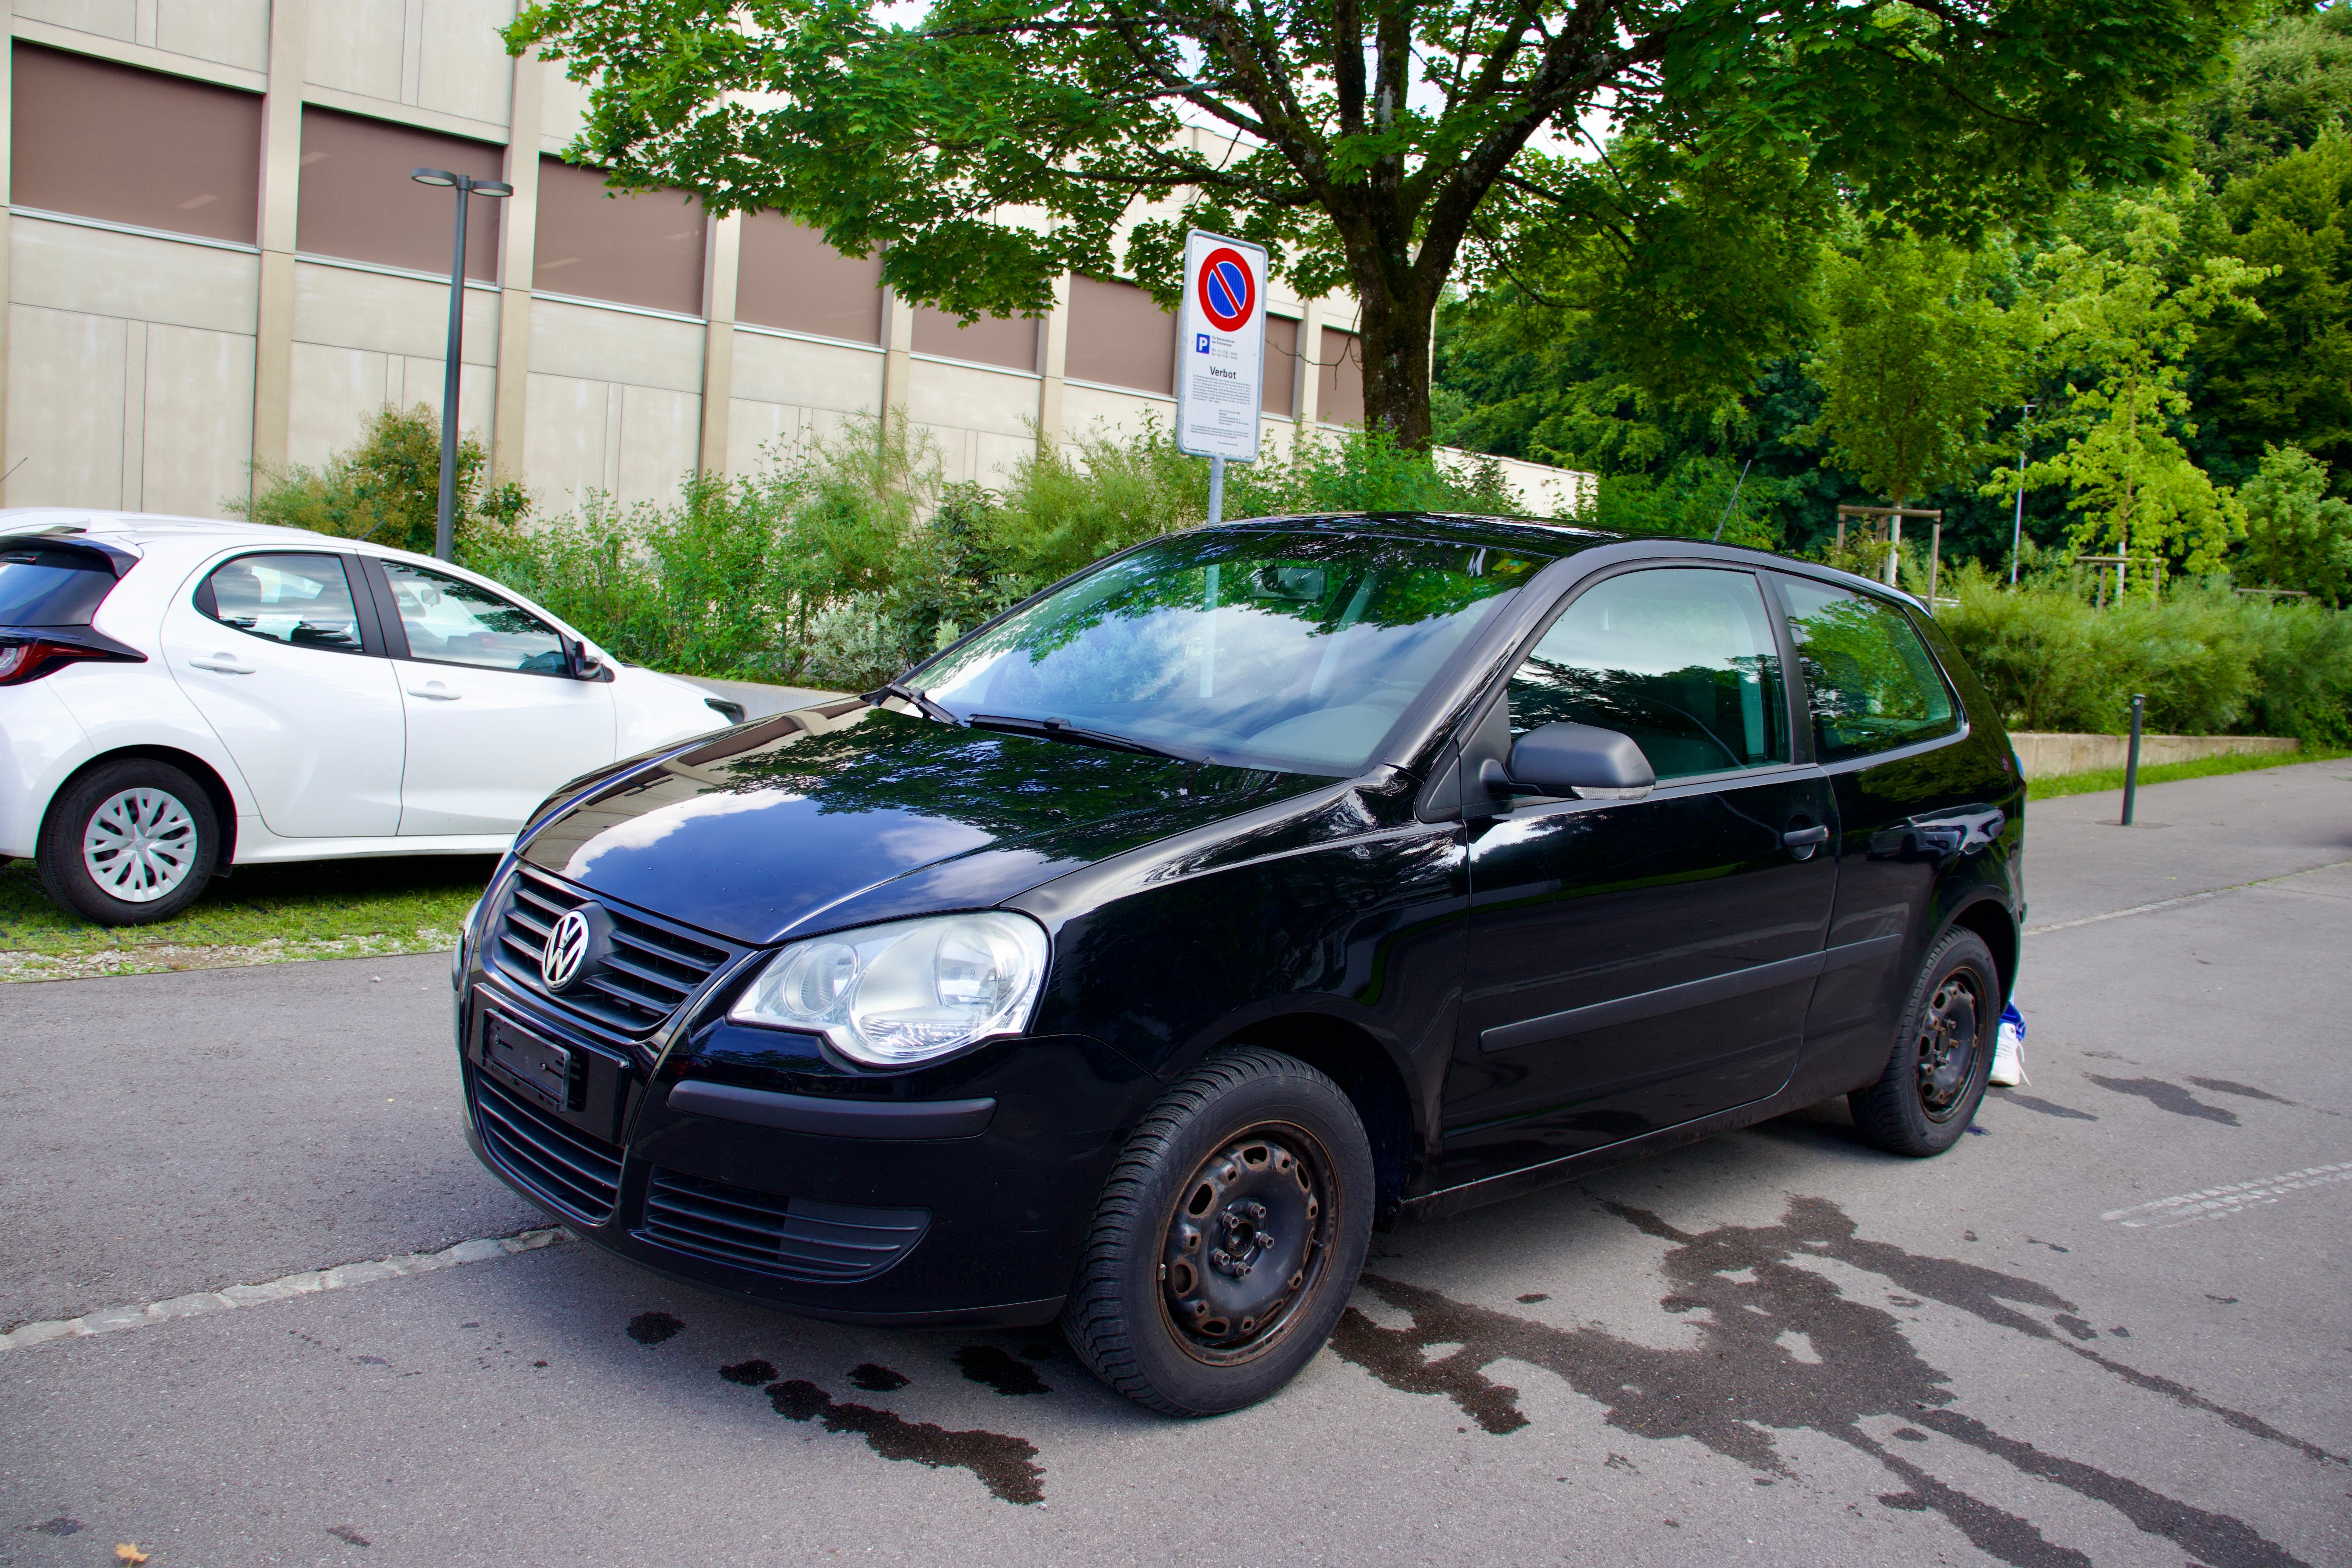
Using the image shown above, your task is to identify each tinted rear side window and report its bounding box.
[1779,577,1957,761]
[0,543,120,626]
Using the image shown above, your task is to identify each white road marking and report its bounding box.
[0,1225,572,1352]
[2100,1163,2352,1229]
[2024,859,2352,936]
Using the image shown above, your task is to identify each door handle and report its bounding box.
[407,682,462,700]
[1782,824,1830,851]
[189,653,254,674]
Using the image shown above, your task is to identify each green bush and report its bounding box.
[1938,565,2352,740]
[232,404,528,552]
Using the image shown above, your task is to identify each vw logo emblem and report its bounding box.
[541,908,595,991]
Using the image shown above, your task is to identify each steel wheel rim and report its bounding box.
[81,788,199,904]
[1916,970,1985,1122]
[1158,1121,1339,1367]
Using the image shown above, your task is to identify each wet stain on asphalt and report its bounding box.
[1999,1094,2100,1122]
[720,1359,778,1386]
[954,1345,1052,1396]
[761,1379,1045,1504]
[850,1363,911,1393]
[1516,1292,1550,1303]
[2187,1076,2294,1105]
[326,1524,370,1546]
[1328,1195,2322,1568]
[29,1517,83,1536]
[626,1311,686,1346]
[2086,1075,2241,1126]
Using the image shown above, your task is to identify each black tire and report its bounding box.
[37,759,220,925]
[1850,927,1999,1157]
[1062,1047,1376,1417]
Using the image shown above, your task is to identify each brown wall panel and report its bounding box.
[1065,274,1174,394]
[534,157,706,316]
[735,210,883,342]
[297,107,502,279]
[912,306,1038,372]
[1263,314,1299,416]
[11,43,260,244]
[1319,326,1365,426]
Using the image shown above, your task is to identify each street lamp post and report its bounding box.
[2010,400,2037,586]
[410,168,512,562]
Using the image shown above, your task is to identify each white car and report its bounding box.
[0,508,737,925]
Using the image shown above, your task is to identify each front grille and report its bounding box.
[495,866,732,1035]
[639,1168,929,1283]
[472,1070,624,1224]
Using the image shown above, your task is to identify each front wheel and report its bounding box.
[37,759,220,925]
[1850,927,1999,1157]
[1062,1047,1375,1417]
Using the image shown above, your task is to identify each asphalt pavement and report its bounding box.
[2,760,2347,1567]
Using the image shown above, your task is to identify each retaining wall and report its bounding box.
[2010,731,2299,780]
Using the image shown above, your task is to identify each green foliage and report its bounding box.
[1800,232,2024,508]
[1936,566,2352,740]
[2192,4,2352,183]
[232,404,530,554]
[2235,441,2352,603]
[505,0,2248,447]
[465,414,1518,692]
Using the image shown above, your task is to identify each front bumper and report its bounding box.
[457,975,1151,1328]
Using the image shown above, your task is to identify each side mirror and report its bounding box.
[1482,720,1655,802]
[564,638,609,681]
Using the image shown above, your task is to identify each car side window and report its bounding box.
[1509,567,1790,781]
[383,561,570,675]
[196,553,365,654]
[1778,577,1958,761]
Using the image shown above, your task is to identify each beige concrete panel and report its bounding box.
[156,0,269,70]
[303,0,405,99]
[520,370,609,509]
[1060,380,1175,445]
[138,321,256,516]
[538,65,591,152]
[5,305,127,507]
[13,0,136,44]
[913,422,973,485]
[9,216,260,334]
[905,357,1039,440]
[970,428,1034,490]
[392,354,496,441]
[727,329,882,415]
[727,397,796,472]
[527,296,704,392]
[286,340,394,466]
[416,0,515,125]
[292,261,500,361]
[614,383,698,506]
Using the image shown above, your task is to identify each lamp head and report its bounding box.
[410,167,459,188]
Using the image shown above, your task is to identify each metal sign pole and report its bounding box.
[1207,456,1226,526]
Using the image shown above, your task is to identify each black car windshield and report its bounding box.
[919,530,1548,774]
[0,542,118,626]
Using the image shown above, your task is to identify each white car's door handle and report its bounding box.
[189,653,255,674]
[407,682,462,700]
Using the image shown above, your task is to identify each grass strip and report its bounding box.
[2026,746,2350,802]
[0,853,496,979]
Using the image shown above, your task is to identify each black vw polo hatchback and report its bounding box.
[456,514,2022,1416]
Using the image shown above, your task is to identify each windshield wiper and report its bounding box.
[866,679,961,726]
[967,713,1186,760]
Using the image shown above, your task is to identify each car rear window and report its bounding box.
[0,541,121,626]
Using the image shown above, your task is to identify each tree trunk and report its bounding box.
[1354,283,1436,452]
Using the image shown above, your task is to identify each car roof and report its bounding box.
[0,507,310,553]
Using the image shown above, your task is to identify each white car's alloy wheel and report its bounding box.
[81,787,200,902]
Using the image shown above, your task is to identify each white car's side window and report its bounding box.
[197,553,367,654]
[383,561,571,675]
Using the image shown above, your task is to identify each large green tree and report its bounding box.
[508,0,2251,451]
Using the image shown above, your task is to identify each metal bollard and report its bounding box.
[2120,693,2144,826]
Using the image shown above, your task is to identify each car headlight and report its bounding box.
[727,912,1050,1067]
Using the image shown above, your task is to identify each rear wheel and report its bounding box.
[1851,927,1998,1157]
[38,759,219,925]
[1062,1047,1374,1417]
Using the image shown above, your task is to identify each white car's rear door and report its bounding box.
[363,558,614,836]
[159,550,405,837]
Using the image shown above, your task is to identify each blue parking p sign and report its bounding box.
[1195,333,1210,354]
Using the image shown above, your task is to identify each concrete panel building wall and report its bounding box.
[1,0,1585,523]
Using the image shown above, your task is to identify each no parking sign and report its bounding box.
[1175,230,1267,463]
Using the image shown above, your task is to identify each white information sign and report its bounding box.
[1174,230,1267,463]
